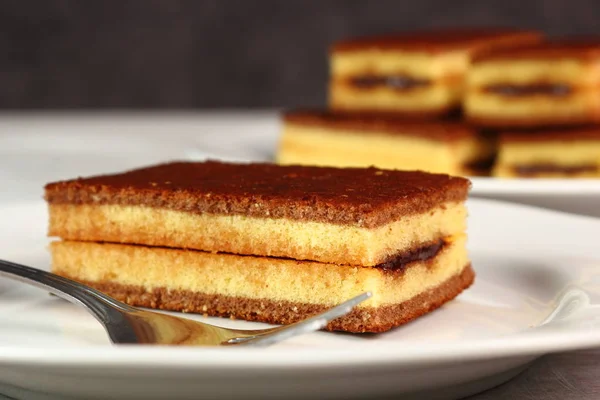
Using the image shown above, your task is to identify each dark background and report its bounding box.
[1,0,599,109]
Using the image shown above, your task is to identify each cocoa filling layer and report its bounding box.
[376,239,445,271]
[90,238,448,270]
[513,164,598,176]
[484,83,572,97]
[463,157,496,173]
[350,75,431,91]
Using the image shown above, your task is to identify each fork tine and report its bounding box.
[226,292,372,346]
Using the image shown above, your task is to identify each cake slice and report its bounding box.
[45,160,473,333]
[276,110,495,176]
[493,128,600,178]
[50,237,473,333]
[45,161,470,266]
[466,40,600,128]
[328,28,542,116]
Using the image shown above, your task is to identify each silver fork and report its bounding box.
[0,259,371,346]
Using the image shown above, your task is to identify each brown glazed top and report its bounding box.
[473,39,600,62]
[500,127,600,143]
[283,109,476,142]
[44,160,470,228]
[331,28,543,54]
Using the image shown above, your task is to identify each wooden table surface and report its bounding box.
[466,349,600,399]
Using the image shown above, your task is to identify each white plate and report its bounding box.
[468,177,600,219]
[0,198,599,400]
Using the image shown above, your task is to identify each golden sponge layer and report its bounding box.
[465,57,600,126]
[465,89,600,123]
[329,81,460,114]
[493,140,600,178]
[49,234,469,309]
[276,123,492,176]
[47,202,467,267]
[467,59,598,86]
[331,50,467,79]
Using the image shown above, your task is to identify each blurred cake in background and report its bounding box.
[328,28,543,117]
[493,128,600,178]
[465,40,600,128]
[277,110,494,176]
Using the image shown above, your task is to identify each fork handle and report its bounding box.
[0,259,136,327]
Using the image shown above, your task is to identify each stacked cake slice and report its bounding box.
[277,109,495,176]
[493,128,600,178]
[328,28,542,117]
[45,160,474,333]
[276,28,546,177]
[465,40,600,178]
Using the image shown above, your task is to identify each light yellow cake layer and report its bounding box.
[468,59,599,86]
[464,89,600,119]
[48,202,467,267]
[331,50,467,79]
[493,140,600,177]
[329,81,460,112]
[497,140,600,164]
[276,124,492,176]
[49,235,470,308]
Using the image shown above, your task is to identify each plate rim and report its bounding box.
[469,176,600,195]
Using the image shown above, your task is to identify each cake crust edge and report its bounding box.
[56,264,474,333]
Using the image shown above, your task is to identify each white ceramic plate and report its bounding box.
[0,197,599,400]
[467,177,600,219]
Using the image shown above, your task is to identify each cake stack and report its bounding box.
[46,160,474,333]
[277,29,600,178]
[464,41,600,178]
[276,28,545,176]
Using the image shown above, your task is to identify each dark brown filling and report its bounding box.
[464,157,496,174]
[350,75,431,91]
[95,238,448,271]
[484,83,572,97]
[513,164,598,176]
[376,239,445,271]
